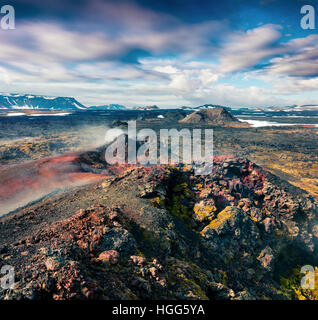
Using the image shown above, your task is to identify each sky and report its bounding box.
[0,0,317,108]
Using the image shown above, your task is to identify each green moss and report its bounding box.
[220,270,228,286]
[164,169,195,226]
[151,196,165,208]
[202,206,237,233]
[193,203,217,221]
[178,277,208,299]
[275,229,286,237]
[166,258,212,299]
[280,268,303,300]
[140,228,160,243]
[280,267,318,300]
[135,249,146,258]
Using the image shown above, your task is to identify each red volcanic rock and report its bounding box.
[1,157,318,300]
[130,255,146,267]
[149,267,158,279]
[82,287,95,299]
[74,209,88,219]
[97,250,119,264]
[45,257,61,271]
[312,225,318,238]
[262,217,275,234]
[0,153,107,216]
[257,247,274,271]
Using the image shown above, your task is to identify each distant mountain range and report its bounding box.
[0,94,131,111]
[0,93,316,113]
[287,105,318,111]
[88,104,127,110]
[0,94,86,110]
[244,105,318,112]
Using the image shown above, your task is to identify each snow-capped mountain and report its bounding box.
[289,105,318,111]
[0,94,86,110]
[194,104,231,111]
[88,104,127,110]
[135,105,160,110]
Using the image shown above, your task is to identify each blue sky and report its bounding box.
[0,0,317,107]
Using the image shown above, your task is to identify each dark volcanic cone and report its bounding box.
[179,107,240,125]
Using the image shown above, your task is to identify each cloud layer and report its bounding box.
[0,0,317,107]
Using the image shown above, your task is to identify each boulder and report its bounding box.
[97,250,119,264]
[257,246,274,271]
[99,228,137,256]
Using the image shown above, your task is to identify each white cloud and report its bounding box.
[217,25,283,73]
[267,35,318,77]
[0,4,317,108]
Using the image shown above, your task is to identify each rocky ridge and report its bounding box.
[0,157,317,300]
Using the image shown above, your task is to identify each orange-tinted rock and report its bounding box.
[97,250,119,264]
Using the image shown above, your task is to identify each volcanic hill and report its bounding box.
[179,107,246,127]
